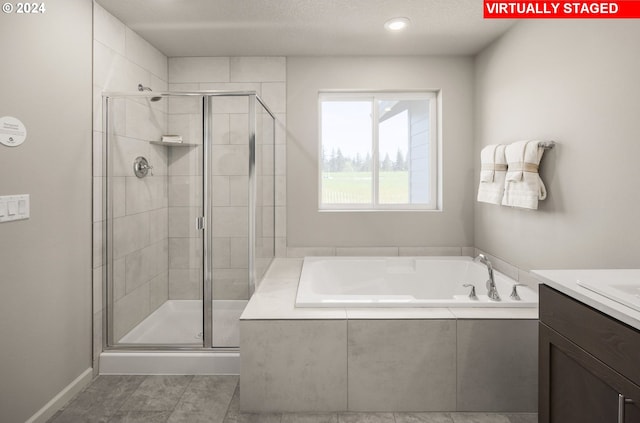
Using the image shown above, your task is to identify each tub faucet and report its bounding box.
[475,254,501,301]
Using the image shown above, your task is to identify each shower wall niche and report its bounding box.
[102,91,275,350]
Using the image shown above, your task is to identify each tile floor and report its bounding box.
[48,375,537,423]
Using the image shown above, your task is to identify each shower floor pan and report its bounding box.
[100,300,246,375]
[119,300,246,346]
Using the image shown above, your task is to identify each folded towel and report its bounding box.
[477,144,507,205]
[502,140,547,210]
[162,134,183,143]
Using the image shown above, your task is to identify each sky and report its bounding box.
[321,100,409,161]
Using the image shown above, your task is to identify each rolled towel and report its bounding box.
[477,144,507,205]
[502,140,547,210]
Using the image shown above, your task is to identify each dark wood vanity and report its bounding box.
[539,284,640,422]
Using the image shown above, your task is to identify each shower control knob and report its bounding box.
[133,156,152,178]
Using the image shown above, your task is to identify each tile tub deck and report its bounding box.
[240,259,538,413]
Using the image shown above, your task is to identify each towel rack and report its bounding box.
[540,141,556,149]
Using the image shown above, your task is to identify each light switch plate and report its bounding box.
[0,194,29,223]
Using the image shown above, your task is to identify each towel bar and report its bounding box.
[539,141,556,149]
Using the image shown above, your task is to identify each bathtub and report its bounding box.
[295,256,538,308]
[243,258,539,412]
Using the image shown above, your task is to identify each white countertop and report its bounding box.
[532,269,640,331]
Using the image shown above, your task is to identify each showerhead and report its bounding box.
[137,83,162,102]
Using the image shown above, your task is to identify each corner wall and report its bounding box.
[0,1,93,421]
[475,20,640,270]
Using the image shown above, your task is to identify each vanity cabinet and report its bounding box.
[539,285,640,423]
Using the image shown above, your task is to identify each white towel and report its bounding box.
[502,140,547,210]
[162,134,183,143]
[477,144,507,205]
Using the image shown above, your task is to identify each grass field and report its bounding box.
[322,171,409,204]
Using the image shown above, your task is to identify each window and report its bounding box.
[319,92,438,210]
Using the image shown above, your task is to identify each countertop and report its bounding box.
[533,269,640,332]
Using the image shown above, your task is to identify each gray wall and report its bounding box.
[287,57,475,247]
[0,0,93,422]
[475,20,640,270]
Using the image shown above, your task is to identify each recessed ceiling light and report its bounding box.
[384,17,410,32]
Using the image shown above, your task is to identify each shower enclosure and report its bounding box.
[101,90,275,351]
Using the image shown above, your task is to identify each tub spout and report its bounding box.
[474,254,501,301]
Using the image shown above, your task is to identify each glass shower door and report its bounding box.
[207,94,252,348]
[206,93,276,348]
[103,91,274,350]
[104,93,205,347]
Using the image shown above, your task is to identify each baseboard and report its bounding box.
[26,367,93,423]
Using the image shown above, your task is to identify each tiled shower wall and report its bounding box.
[167,57,287,300]
[92,2,169,367]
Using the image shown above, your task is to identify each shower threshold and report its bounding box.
[100,299,246,375]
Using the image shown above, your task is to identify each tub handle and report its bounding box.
[462,284,477,300]
[510,283,526,301]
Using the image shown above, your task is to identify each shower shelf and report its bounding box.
[149,141,199,147]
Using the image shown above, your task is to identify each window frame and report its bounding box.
[318,91,439,211]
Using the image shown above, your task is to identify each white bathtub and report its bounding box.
[296,256,538,308]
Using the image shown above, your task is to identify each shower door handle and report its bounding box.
[196,216,205,230]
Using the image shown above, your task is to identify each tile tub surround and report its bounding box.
[240,259,538,413]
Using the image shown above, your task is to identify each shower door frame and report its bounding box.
[101,91,275,351]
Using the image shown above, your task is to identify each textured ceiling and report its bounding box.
[96,0,515,57]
